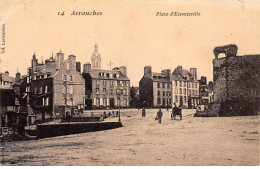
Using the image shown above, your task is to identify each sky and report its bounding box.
[0,0,260,86]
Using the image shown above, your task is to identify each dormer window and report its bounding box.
[106,73,110,78]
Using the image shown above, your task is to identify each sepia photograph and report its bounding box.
[0,0,259,166]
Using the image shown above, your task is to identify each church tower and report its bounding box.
[91,44,101,70]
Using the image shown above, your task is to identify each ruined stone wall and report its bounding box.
[213,54,260,116]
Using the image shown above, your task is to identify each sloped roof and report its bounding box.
[89,69,130,81]
[0,72,15,82]
[149,72,170,82]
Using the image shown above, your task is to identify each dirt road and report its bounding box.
[1,109,259,166]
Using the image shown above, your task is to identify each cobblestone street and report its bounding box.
[1,109,259,166]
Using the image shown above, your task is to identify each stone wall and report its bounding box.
[213,54,260,116]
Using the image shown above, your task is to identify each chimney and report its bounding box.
[190,68,197,80]
[76,61,81,73]
[144,66,152,76]
[15,72,21,82]
[68,55,76,71]
[119,66,127,76]
[83,63,91,73]
[5,71,9,75]
[32,53,38,73]
[56,51,64,70]
[199,76,207,85]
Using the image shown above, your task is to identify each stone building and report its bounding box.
[23,52,84,121]
[198,76,213,105]
[82,45,130,109]
[212,44,260,116]
[139,66,172,108]
[170,66,200,108]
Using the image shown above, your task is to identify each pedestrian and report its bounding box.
[142,107,146,117]
[157,108,163,124]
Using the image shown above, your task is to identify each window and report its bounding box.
[70,75,73,82]
[184,81,186,87]
[110,89,113,95]
[184,88,186,95]
[103,88,106,93]
[103,98,107,106]
[63,74,67,81]
[96,80,99,86]
[103,80,106,86]
[180,81,182,87]
[180,88,182,94]
[34,87,37,94]
[175,81,177,86]
[167,83,170,89]
[157,98,161,104]
[96,88,99,93]
[123,89,126,95]
[163,91,165,96]
[158,91,160,96]
[39,86,42,94]
[174,88,178,94]
[110,81,114,86]
[162,83,165,88]
[157,82,160,88]
[184,96,187,103]
[175,95,178,103]
[15,98,20,105]
[106,73,110,78]
[192,82,194,88]
[45,86,48,93]
[123,98,127,106]
[117,81,120,86]
[195,83,197,88]
[69,98,74,105]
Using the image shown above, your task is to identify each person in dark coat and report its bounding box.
[157,108,163,124]
[142,107,146,117]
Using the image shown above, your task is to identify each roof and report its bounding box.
[149,72,170,83]
[89,69,130,81]
[170,74,185,81]
[0,72,15,83]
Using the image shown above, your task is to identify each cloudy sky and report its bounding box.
[0,0,260,86]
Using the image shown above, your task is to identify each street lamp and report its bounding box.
[116,89,121,123]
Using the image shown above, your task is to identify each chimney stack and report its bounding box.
[83,63,91,73]
[144,66,152,76]
[119,66,127,76]
[56,51,64,70]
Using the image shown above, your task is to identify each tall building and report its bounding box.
[139,66,172,108]
[24,52,84,121]
[171,66,200,108]
[82,45,130,109]
[91,44,101,70]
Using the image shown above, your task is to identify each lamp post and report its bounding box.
[116,89,121,123]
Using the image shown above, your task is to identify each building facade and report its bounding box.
[170,66,199,108]
[139,66,172,108]
[24,52,84,121]
[82,45,130,109]
[198,76,213,105]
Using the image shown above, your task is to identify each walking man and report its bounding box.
[142,107,146,117]
[157,108,163,124]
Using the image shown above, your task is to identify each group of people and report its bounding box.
[141,103,182,124]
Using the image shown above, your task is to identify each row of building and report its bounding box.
[0,44,213,135]
[139,66,213,109]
